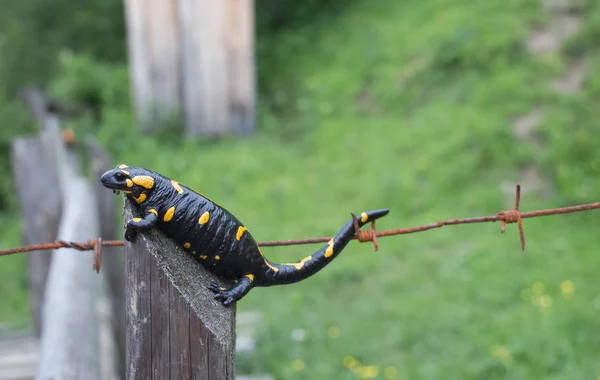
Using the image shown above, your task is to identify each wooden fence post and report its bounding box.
[36,117,104,379]
[124,198,236,380]
[124,0,256,138]
[18,87,121,380]
[10,137,61,338]
[87,139,127,378]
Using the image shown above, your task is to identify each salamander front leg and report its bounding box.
[208,274,255,306]
[124,210,158,243]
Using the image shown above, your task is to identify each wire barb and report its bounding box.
[351,213,379,251]
[496,185,525,250]
[93,238,102,273]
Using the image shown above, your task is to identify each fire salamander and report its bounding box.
[100,164,389,306]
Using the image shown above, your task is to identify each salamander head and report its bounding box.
[100,164,157,204]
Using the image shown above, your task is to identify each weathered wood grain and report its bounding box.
[124,198,236,380]
[9,137,61,338]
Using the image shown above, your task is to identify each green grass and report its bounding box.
[2,0,600,378]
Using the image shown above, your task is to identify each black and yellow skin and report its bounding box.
[100,164,389,306]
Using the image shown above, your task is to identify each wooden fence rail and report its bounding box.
[9,87,123,379]
[124,198,236,379]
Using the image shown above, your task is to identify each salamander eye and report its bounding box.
[114,172,126,181]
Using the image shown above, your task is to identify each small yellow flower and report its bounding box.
[560,280,574,299]
[356,365,379,378]
[532,281,545,295]
[539,294,552,308]
[291,359,305,371]
[343,356,359,369]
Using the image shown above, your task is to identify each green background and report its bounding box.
[0,0,599,378]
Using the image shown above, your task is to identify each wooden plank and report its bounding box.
[123,0,152,131]
[150,255,170,377]
[226,0,256,135]
[124,0,255,137]
[169,281,191,380]
[23,95,112,380]
[124,198,236,380]
[36,124,102,378]
[9,137,61,338]
[178,0,228,138]
[87,139,126,378]
[189,309,209,379]
[126,229,152,380]
[124,0,180,131]
[146,0,181,119]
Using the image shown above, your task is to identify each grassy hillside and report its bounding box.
[2,0,600,378]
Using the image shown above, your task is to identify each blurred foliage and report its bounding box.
[0,0,126,92]
[1,0,600,378]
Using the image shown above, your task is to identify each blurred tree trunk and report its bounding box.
[124,0,255,138]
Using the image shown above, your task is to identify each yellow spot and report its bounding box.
[121,170,130,176]
[148,209,158,217]
[327,326,340,339]
[560,280,574,299]
[258,247,279,272]
[132,217,142,222]
[133,193,146,204]
[236,226,247,241]
[384,366,398,379]
[360,212,368,223]
[200,255,207,260]
[132,175,154,189]
[539,294,552,308]
[343,356,360,370]
[291,359,305,371]
[198,212,210,225]
[356,365,379,378]
[245,274,255,281]
[183,242,191,249]
[324,239,334,258]
[171,180,184,194]
[215,255,220,260]
[164,207,175,222]
[126,179,133,187]
[192,251,196,255]
[118,164,128,169]
[283,255,312,270]
[532,281,545,295]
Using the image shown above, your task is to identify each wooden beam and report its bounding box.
[124,0,181,131]
[9,136,61,338]
[226,0,256,136]
[124,198,236,379]
[36,121,103,379]
[124,0,256,137]
[87,139,126,379]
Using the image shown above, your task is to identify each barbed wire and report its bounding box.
[0,185,598,272]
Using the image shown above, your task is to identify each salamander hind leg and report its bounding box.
[208,274,255,306]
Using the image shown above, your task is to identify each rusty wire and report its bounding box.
[0,185,599,272]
